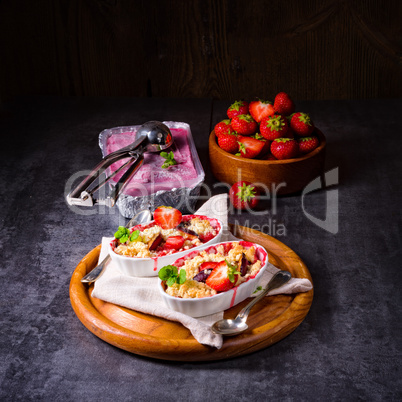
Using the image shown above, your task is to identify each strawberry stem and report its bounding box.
[236,182,256,201]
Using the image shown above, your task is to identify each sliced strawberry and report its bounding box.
[164,236,185,250]
[249,99,275,123]
[154,206,182,229]
[206,261,235,292]
[253,133,271,155]
[238,136,264,159]
[193,262,218,282]
[199,261,219,271]
[199,232,215,243]
[260,139,271,155]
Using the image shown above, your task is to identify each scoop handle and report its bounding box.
[107,154,145,206]
[67,152,128,203]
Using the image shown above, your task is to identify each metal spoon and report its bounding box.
[67,121,173,207]
[211,270,292,336]
[81,209,152,283]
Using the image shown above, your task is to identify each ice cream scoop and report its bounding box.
[66,121,173,207]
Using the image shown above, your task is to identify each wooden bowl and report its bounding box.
[209,129,326,195]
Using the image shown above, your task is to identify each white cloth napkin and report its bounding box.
[92,194,313,349]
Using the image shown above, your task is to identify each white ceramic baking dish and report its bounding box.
[158,241,269,317]
[108,215,223,277]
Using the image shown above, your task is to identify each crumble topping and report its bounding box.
[164,242,263,298]
[113,217,217,258]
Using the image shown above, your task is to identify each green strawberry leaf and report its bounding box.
[236,182,256,202]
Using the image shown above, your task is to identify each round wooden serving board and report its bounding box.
[69,225,313,361]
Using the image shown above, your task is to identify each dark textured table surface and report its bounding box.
[1,97,401,401]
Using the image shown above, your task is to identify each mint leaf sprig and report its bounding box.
[160,151,177,169]
[159,265,186,287]
[225,259,241,283]
[114,226,141,243]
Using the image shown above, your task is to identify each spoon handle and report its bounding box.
[237,270,292,321]
[81,255,110,283]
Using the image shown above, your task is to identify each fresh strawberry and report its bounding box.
[218,133,239,154]
[252,133,271,155]
[214,119,234,137]
[230,114,257,135]
[227,100,249,119]
[248,99,275,122]
[154,206,182,229]
[237,136,264,159]
[193,261,219,282]
[290,112,314,136]
[270,138,299,160]
[260,153,277,160]
[260,114,289,140]
[273,92,295,116]
[229,181,260,210]
[164,236,185,250]
[206,260,240,292]
[298,136,319,154]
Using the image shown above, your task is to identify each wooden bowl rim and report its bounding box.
[209,128,326,164]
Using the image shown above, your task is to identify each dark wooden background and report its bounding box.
[1,0,401,103]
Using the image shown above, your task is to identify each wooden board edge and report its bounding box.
[69,225,314,361]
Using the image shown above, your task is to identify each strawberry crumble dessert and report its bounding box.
[111,207,220,259]
[160,241,267,299]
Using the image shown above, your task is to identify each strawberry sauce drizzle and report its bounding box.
[152,257,158,271]
[230,287,238,308]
